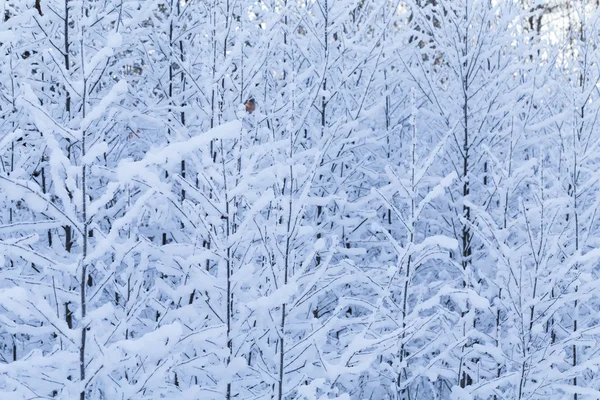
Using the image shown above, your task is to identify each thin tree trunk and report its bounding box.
[79,15,89,400]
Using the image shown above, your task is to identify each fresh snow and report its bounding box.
[1,1,599,399]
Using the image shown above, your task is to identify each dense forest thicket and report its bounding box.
[1,0,600,399]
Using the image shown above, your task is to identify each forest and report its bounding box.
[1,0,599,399]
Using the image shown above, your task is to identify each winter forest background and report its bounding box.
[3,0,600,399]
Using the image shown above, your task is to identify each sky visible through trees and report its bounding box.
[2,0,600,399]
